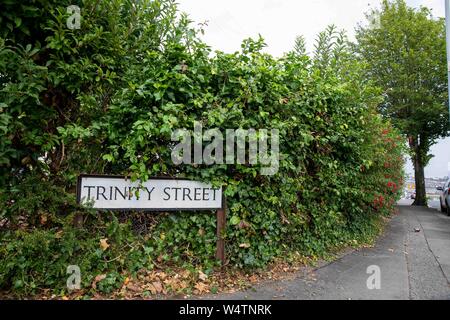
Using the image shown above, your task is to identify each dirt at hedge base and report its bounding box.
[9,246,366,300]
[68,257,314,300]
[0,215,388,301]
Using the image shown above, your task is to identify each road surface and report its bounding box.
[209,204,450,300]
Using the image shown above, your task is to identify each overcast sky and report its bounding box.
[178,0,450,178]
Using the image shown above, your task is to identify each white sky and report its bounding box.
[178,0,450,178]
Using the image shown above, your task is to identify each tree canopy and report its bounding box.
[355,0,450,205]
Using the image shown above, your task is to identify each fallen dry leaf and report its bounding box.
[198,271,208,281]
[239,243,251,249]
[180,270,191,279]
[238,220,251,229]
[194,282,209,294]
[99,238,110,251]
[176,280,188,291]
[92,274,107,289]
[158,272,167,280]
[40,215,48,225]
[146,283,157,295]
[163,278,188,293]
[152,281,163,294]
[126,284,141,293]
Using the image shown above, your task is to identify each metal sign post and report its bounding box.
[215,194,227,267]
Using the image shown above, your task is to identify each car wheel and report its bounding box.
[445,200,450,217]
[441,200,446,213]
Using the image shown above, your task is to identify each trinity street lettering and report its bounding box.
[83,185,220,202]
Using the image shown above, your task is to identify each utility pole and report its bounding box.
[446,0,450,123]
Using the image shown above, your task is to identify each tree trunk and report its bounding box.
[410,136,427,206]
[413,156,427,206]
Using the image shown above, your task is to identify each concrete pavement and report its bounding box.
[208,204,450,300]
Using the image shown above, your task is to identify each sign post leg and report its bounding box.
[215,195,226,266]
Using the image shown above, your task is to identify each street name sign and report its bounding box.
[76,174,226,265]
[76,175,222,211]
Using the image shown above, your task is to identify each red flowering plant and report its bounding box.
[364,120,405,214]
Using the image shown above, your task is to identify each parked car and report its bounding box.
[437,179,450,216]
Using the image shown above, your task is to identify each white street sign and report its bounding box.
[77,175,222,210]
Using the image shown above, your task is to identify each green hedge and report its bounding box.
[0,0,404,295]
